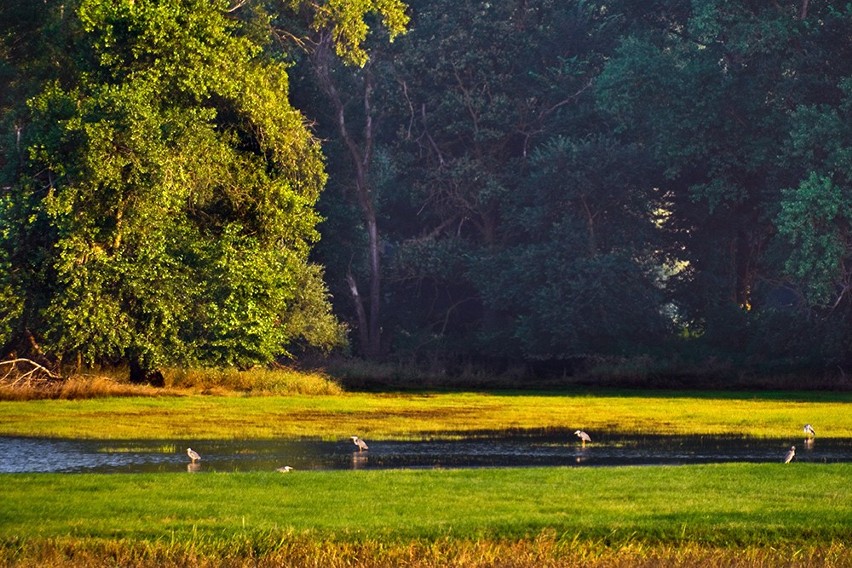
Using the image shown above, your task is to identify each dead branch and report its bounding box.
[0,358,63,387]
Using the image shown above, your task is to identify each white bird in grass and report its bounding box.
[803,424,816,438]
[351,436,369,452]
[186,447,201,462]
[574,430,591,447]
[783,445,796,464]
[276,466,294,473]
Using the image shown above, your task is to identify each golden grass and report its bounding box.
[0,366,342,401]
[163,366,343,395]
[1,388,850,440]
[0,375,164,401]
[3,535,848,568]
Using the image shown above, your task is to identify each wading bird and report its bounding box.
[783,445,796,464]
[276,466,293,473]
[351,436,369,452]
[574,430,591,447]
[803,424,816,438]
[186,447,201,462]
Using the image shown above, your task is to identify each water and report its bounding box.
[1,433,849,473]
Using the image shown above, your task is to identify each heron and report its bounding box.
[351,435,369,452]
[574,430,591,447]
[803,424,816,438]
[276,466,293,473]
[186,447,201,462]
[783,445,796,464]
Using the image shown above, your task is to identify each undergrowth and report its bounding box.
[0,366,342,400]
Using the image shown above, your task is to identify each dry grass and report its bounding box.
[0,375,164,401]
[163,366,343,395]
[2,535,848,568]
[0,365,342,401]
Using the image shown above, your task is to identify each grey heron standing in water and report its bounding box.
[186,447,201,462]
[351,436,369,452]
[574,430,591,447]
[783,445,796,464]
[803,424,816,438]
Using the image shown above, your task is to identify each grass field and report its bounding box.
[0,388,850,440]
[1,464,850,566]
[2,384,850,566]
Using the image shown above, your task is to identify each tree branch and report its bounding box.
[0,358,62,386]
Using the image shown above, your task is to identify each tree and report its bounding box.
[595,2,815,346]
[267,0,409,358]
[358,0,668,366]
[0,0,346,379]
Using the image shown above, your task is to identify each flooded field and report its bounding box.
[2,433,849,473]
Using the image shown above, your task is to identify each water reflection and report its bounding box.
[351,452,369,469]
[0,434,850,474]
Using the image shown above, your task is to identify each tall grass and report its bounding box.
[0,375,164,401]
[0,366,342,401]
[3,535,848,567]
[163,366,343,395]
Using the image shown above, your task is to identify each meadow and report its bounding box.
[1,373,851,566]
[1,388,850,440]
[2,464,850,567]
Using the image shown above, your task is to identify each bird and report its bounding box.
[783,445,796,464]
[803,424,816,438]
[186,447,201,462]
[574,430,591,447]
[351,435,369,452]
[276,466,293,473]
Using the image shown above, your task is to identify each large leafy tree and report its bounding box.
[770,5,852,367]
[0,0,348,379]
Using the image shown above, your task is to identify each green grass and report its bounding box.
[1,465,850,566]
[1,389,850,440]
[2,465,849,542]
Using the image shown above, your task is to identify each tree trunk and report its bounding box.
[346,271,370,356]
[311,36,382,357]
[128,355,164,386]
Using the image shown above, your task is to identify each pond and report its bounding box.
[2,433,850,473]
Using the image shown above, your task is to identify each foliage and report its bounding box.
[0,0,344,375]
[4,1,852,378]
[777,76,852,309]
[333,0,664,364]
[279,0,409,66]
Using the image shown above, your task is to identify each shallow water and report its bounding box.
[1,433,849,473]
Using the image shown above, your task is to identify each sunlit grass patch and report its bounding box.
[0,389,850,440]
[162,366,343,395]
[96,444,177,454]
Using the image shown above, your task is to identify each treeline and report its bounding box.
[2,1,852,384]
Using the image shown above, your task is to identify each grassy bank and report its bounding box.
[1,465,850,566]
[0,389,850,440]
[2,387,851,566]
